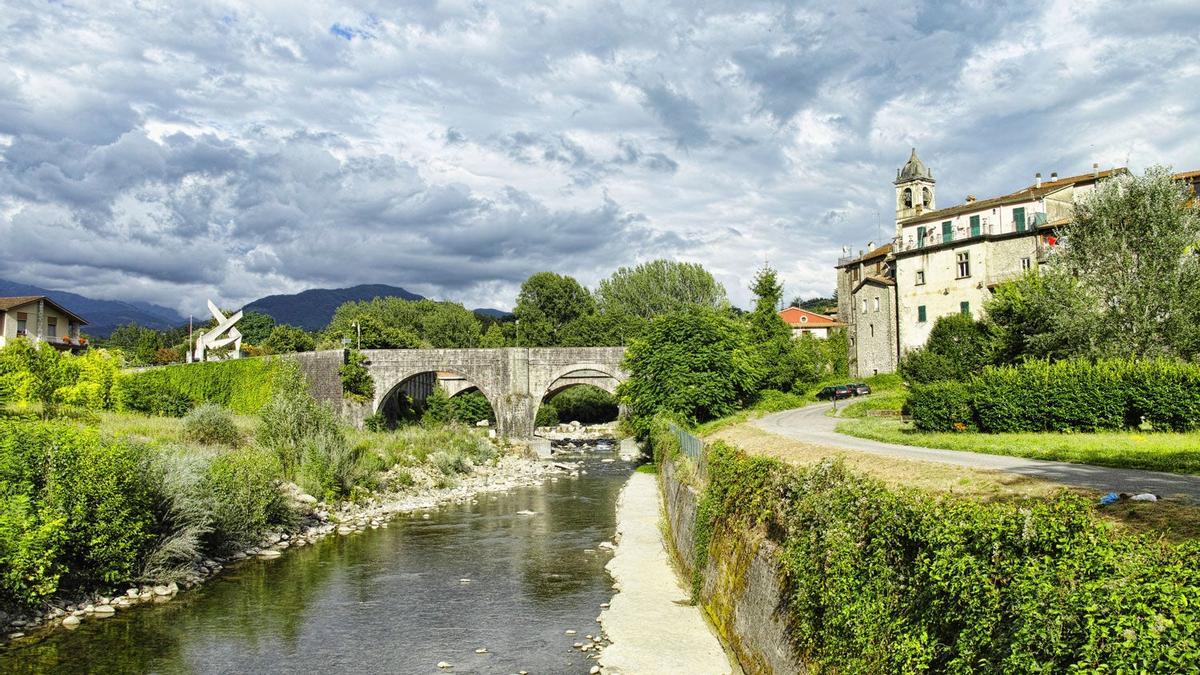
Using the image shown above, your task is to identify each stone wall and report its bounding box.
[660,458,806,675]
[279,349,346,407]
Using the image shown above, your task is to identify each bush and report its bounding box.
[448,389,495,425]
[910,357,1200,433]
[751,389,808,412]
[535,404,559,427]
[256,389,344,477]
[0,422,158,606]
[113,375,196,417]
[200,446,288,552]
[656,430,1200,673]
[183,404,241,446]
[340,350,374,401]
[908,381,975,432]
[544,385,618,424]
[116,357,304,415]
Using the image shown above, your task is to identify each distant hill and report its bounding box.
[0,279,186,338]
[472,307,514,320]
[243,284,426,331]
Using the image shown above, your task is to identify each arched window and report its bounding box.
[922,187,932,206]
[903,188,913,208]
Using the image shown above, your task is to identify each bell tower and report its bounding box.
[894,148,935,229]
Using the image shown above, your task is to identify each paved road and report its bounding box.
[753,402,1200,502]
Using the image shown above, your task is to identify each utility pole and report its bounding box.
[187,315,193,363]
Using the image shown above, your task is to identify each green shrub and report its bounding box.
[535,404,559,427]
[256,389,344,477]
[0,422,158,606]
[200,446,288,552]
[113,374,195,417]
[907,381,974,431]
[659,432,1200,673]
[751,389,808,412]
[183,404,241,446]
[544,385,618,424]
[340,350,374,401]
[449,390,495,425]
[117,357,304,415]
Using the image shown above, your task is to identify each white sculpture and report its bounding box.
[192,300,243,362]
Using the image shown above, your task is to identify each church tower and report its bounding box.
[894,148,935,230]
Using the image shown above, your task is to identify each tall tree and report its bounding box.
[746,264,799,391]
[513,272,594,347]
[1057,166,1200,358]
[595,260,727,319]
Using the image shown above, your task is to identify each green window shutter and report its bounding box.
[969,215,980,237]
[942,221,953,243]
[960,301,970,316]
[918,305,926,323]
[917,226,926,248]
[1014,207,1026,232]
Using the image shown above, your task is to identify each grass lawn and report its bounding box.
[837,415,1200,476]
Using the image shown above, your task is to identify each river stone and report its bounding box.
[61,615,81,629]
[92,605,116,616]
[474,648,487,653]
[84,604,95,613]
[257,549,282,559]
[153,585,172,596]
[564,629,576,635]
[590,666,600,674]
[436,662,451,669]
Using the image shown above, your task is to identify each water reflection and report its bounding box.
[1,449,632,674]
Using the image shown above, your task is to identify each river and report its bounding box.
[0,445,633,674]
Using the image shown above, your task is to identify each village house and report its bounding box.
[835,150,1200,378]
[0,296,89,350]
[777,306,842,339]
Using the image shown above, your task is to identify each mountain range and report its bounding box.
[0,279,186,337]
[0,279,512,337]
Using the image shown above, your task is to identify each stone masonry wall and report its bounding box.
[660,458,806,674]
[279,349,346,407]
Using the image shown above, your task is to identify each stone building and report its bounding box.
[835,243,897,377]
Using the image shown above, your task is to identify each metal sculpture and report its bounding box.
[192,300,242,362]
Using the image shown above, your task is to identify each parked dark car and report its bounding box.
[817,385,853,400]
[848,383,871,396]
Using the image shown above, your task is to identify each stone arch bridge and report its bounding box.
[361,347,627,439]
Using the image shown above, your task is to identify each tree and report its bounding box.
[1054,166,1200,359]
[479,323,508,348]
[340,351,374,401]
[0,339,74,415]
[513,272,594,346]
[985,270,1106,364]
[595,260,728,319]
[421,387,456,425]
[619,308,762,436]
[899,314,992,383]
[422,303,482,348]
[263,325,316,354]
[745,264,799,391]
[557,312,646,347]
[238,311,276,345]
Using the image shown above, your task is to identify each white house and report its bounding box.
[777,306,842,339]
[0,296,89,350]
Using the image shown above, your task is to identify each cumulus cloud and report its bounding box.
[0,0,1196,313]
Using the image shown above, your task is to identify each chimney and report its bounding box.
[1050,171,1058,181]
[1035,172,1042,188]
[965,194,977,203]
[1092,162,1099,177]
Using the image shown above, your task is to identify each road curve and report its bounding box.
[753,402,1200,502]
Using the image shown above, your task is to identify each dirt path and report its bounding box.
[598,472,734,675]
[754,402,1200,502]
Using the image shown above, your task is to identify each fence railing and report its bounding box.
[668,422,706,476]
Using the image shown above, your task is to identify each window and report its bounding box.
[969,214,981,237]
[47,317,57,338]
[903,188,913,208]
[862,299,867,313]
[942,220,953,243]
[960,301,971,316]
[869,324,875,338]
[915,270,925,285]
[16,312,27,335]
[956,251,971,278]
[1021,257,1032,270]
[1014,206,1026,232]
[917,225,927,248]
[922,187,932,206]
[918,305,927,323]
[873,297,880,312]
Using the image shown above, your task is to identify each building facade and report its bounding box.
[833,149,1168,377]
[0,296,89,350]
[777,306,842,339]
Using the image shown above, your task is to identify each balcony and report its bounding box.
[896,213,1049,253]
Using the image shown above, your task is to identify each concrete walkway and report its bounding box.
[599,472,734,675]
[754,402,1200,502]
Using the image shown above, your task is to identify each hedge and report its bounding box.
[650,421,1200,672]
[115,357,304,416]
[909,358,1200,433]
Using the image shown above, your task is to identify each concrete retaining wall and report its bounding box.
[660,458,805,674]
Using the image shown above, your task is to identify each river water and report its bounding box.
[1,446,633,674]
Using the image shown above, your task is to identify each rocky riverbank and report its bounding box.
[0,450,563,646]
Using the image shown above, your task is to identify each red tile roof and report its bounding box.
[778,306,842,329]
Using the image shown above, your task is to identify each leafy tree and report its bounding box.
[1053,166,1200,359]
[0,339,75,415]
[449,390,494,424]
[986,270,1106,364]
[237,311,276,345]
[340,351,374,401]
[619,308,762,436]
[422,303,482,348]
[595,259,728,319]
[325,297,482,348]
[513,272,594,346]
[421,387,456,425]
[899,314,992,383]
[557,312,646,347]
[745,264,800,391]
[263,324,316,354]
[480,323,508,348]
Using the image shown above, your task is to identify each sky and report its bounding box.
[1,0,1197,314]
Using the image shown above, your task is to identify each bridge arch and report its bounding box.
[375,365,500,428]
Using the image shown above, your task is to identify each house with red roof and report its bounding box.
[777,306,842,339]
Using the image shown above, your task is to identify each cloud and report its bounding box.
[0,0,1196,314]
